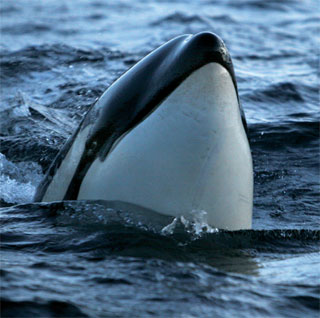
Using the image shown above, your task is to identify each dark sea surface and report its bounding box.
[0,0,319,317]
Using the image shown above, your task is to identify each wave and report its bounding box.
[246,82,304,103]
[1,201,319,261]
[151,12,211,27]
[249,120,319,150]
[0,44,126,79]
[229,0,304,12]
[1,298,88,318]
[0,153,43,206]
[0,93,74,171]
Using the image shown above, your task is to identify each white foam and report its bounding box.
[161,209,219,236]
[0,153,43,204]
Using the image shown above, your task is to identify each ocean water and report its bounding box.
[0,0,319,317]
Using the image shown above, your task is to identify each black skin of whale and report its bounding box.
[34,31,248,202]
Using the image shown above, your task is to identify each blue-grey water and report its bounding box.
[0,0,319,317]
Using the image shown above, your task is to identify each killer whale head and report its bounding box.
[34,32,253,230]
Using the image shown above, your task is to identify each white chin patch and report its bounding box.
[78,63,253,230]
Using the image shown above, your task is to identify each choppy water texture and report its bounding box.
[1,0,319,317]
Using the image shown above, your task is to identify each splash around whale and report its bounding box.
[34,32,253,231]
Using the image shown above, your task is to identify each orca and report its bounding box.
[34,32,253,230]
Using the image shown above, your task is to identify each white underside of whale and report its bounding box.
[76,62,253,230]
